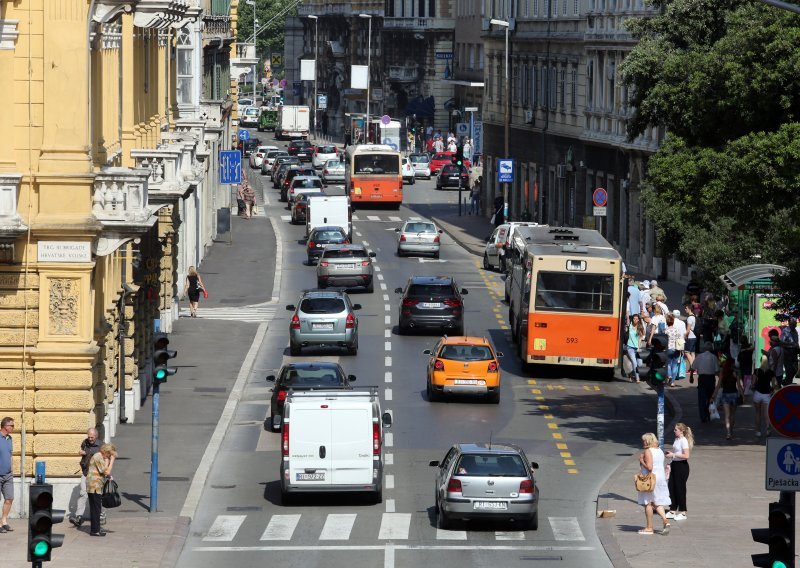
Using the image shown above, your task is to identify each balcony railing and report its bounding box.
[130,147,190,200]
[383,17,456,31]
[93,168,153,223]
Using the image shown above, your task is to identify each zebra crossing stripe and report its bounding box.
[495,531,525,540]
[436,528,467,540]
[319,514,357,540]
[549,517,585,541]
[180,306,276,323]
[389,216,402,221]
[261,514,301,541]
[378,513,411,540]
[203,515,246,542]
[367,215,381,221]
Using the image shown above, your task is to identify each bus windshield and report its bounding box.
[534,272,615,314]
[354,154,399,175]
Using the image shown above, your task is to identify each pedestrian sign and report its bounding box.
[238,129,250,141]
[766,438,800,491]
[497,159,514,183]
[219,150,242,185]
[769,385,800,438]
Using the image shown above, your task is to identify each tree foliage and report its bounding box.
[237,0,296,65]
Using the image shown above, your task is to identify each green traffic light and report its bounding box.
[772,562,788,568]
[155,368,166,380]
[32,540,49,557]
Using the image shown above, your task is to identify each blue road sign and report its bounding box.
[497,159,514,183]
[219,150,242,185]
[238,129,250,141]
[593,187,608,207]
[766,438,800,491]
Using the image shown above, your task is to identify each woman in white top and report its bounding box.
[665,423,694,520]
[637,432,671,535]
[683,304,698,377]
[648,304,667,345]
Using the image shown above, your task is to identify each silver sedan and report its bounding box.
[321,159,345,185]
[396,220,442,258]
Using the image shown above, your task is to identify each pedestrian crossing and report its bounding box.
[279,214,404,223]
[200,512,585,544]
[179,303,277,323]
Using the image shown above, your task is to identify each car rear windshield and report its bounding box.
[291,141,312,148]
[407,284,453,297]
[318,145,336,153]
[433,153,451,160]
[323,248,367,259]
[294,179,323,188]
[354,154,400,175]
[439,345,493,361]
[325,160,344,168]
[299,298,346,314]
[455,454,528,477]
[314,230,346,242]
[534,272,615,314]
[409,155,429,164]
[283,367,343,386]
[267,151,287,158]
[404,222,437,233]
[441,166,464,175]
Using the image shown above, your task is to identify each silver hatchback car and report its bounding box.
[430,443,540,530]
[286,289,361,356]
[396,220,443,258]
[317,244,377,293]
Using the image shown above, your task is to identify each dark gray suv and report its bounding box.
[395,276,468,335]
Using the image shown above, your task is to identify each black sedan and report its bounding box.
[266,362,355,430]
[395,275,468,335]
[436,164,470,190]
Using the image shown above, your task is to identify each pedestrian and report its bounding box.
[766,330,785,386]
[712,356,743,439]
[737,335,755,395]
[648,303,667,345]
[70,428,101,528]
[447,139,457,153]
[649,280,667,304]
[666,311,686,386]
[626,314,645,383]
[469,184,480,215]
[433,137,444,153]
[780,317,799,385]
[492,195,505,227]
[715,309,730,354]
[86,443,116,537]
[691,342,720,423]
[665,423,694,521]
[242,182,256,219]
[236,184,246,217]
[0,417,14,533]
[463,138,472,162]
[637,432,671,536]
[701,297,718,345]
[753,355,777,437]
[626,278,641,323]
[183,266,207,318]
[683,304,698,380]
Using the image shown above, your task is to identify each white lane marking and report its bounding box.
[385,499,396,513]
[280,215,291,221]
[385,329,391,338]
[355,231,362,237]
[261,514,302,541]
[436,528,468,540]
[385,433,393,447]
[385,453,394,465]
[549,517,586,541]
[319,514,357,541]
[363,241,370,246]
[269,216,283,303]
[203,515,246,542]
[377,274,384,281]
[385,356,392,367]
[384,304,390,311]
[352,215,361,220]
[380,283,387,291]
[385,371,392,383]
[195,545,597,552]
[385,388,393,401]
[495,531,525,540]
[384,315,391,325]
[378,513,411,540]
[374,266,381,272]
[368,215,381,221]
[383,294,390,301]
[384,544,395,568]
[389,216,402,221]
[385,474,395,489]
[384,341,391,351]
[181,324,268,520]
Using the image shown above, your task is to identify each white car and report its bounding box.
[409,153,432,179]
[312,144,339,169]
[239,106,259,127]
[401,158,416,185]
[261,150,289,175]
[249,145,279,169]
[484,222,541,272]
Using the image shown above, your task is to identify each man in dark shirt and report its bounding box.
[70,428,101,527]
[0,417,14,533]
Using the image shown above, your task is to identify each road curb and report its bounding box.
[427,214,485,259]
[159,515,191,568]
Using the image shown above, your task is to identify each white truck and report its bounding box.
[278,388,392,504]
[306,195,352,240]
[276,105,310,140]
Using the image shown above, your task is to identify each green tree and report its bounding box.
[620,0,800,300]
[237,0,297,74]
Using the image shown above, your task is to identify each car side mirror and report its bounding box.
[381,412,392,428]
[286,304,296,311]
[394,287,403,294]
[429,460,440,467]
[266,375,276,382]
[347,374,357,382]
[369,252,377,258]
[530,461,539,470]
[352,304,362,311]
[438,230,443,234]
[461,289,469,295]
[422,349,432,355]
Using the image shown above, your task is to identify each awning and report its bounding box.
[719,263,788,290]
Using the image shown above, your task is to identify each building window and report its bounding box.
[429,0,436,17]
[478,44,484,69]
[513,63,520,104]
[587,59,594,107]
[574,0,579,14]
[534,0,539,16]
[570,67,577,109]
[563,0,568,14]
[549,65,557,109]
[552,0,558,16]
[469,44,475,69]
[538,65,545,106]
[532,64,538,107]
[559,67,565,109]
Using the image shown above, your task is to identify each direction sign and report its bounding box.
[238,129,250,141]
[317,94,328,110]
[219,150,242,185]
[769,385,800,438]
[766,438,800,491]
[497,159,514,184]
[593,187,608,207]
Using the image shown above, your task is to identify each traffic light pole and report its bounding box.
[458,168,463,216]
[657,383,665,448]
[150,382,159,513]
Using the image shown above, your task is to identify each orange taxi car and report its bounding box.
[423,336,503,403]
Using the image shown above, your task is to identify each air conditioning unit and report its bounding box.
[557,164,567,178]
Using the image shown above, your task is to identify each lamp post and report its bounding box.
[246,0,257,98]
[307,15,319,140]
[359,13,372,143]
[490,18,509,221]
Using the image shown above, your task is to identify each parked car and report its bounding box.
[237,137,261,157]
[261,150,289,175]
[401,158,416,185]
[287,176,324,205]
[272,158,301,187]
[290,191,324,225]
[237,98,253,107]
[409,153,432,179]
[321,159,346,185]
[239,106,260,127]
[483,222,540,272]
[430,443,539,530]
[285,289,361,355]
[317,244,376,292]
[396,220,442,258]
[423,336,503,403]
[306,226,349,265]
[436,164,470,190]
[395,275,468,335]
[281,166,317,201]
[265,362,354,430]
[312,144,339,169]
[287,140,314,162]
[249,145,278,169]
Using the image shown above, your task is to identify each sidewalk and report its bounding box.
[0,211,277,568]
[429,211,770,567]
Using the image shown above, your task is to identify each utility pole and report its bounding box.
[490,19,510,221]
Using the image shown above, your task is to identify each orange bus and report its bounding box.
[506,226,624,377]
[345,145,402,209]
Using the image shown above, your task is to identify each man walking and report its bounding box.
[70,428,102,527]
[691,343,720,423]
[0,417,14,533]
[781,317,799,385]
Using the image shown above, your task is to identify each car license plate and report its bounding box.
[419,302,442,309]
[450,177,459,181]
[312,323,334,330]
[296,472,325,481]
[337,264,355,269]
[370,194,382,198]
[560,356,584,363]
[455,379,478,385]
[473,501,508,510]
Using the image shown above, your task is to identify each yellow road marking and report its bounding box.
[538,405,549,410]
[544,414,554,419]
[552,432,563,440]
[567,468,579,474]
[556,443,568,450]
[535,396,545,401]
[527,380,537,385]
[564,459,576,466]
[547,423,558,430]
[560,452,572,458]
[531,389,541,394]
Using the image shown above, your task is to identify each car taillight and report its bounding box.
[282,425,289,456]
[345,313,356,329]
[277,389,288,402]
[399,234,406,242]
[434,235,440,243]
[519,479,533,494]
[320,261,329,267]
[402,299,418,307]
[434,360,444,371]
[308,241,315,248]
[291,314,301,329]
[297,203,306,209]
[488,361,498,372]
[361,260,369,267]
[446,478,462,493]
[323,169,329,175]
[343,239,350,244]
[443,299,461,308]
[373,423,380,455]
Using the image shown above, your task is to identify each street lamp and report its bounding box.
[359,13,372,143]
[246,0,257,98]
[490,18,510,220]
[307,15,319,140]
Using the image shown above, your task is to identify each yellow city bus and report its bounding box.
[506,225,625,376]
[344,145,403,209]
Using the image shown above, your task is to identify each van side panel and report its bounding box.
[289,408,332,486]
[330,408,374,485]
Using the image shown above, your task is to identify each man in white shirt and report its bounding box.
[639,281,652,313]
[433,138,444,153]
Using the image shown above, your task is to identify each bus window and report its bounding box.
[534,272,614,313]
[354,154,400,175]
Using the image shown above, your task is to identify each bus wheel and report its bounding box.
[601,367,617,381]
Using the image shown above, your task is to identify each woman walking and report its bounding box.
[242,182,256,219]
[86,443,117,536]
[712,357,744,439]
[665,423,694,521]
[626,314,644,383]
[637,432,671,535]
[753,356,777,438]
[183,266,207,318]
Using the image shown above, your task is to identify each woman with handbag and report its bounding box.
[712,357,744,440]
[86,443,117,537]
[637,432,671,535]
[183,266,208,318]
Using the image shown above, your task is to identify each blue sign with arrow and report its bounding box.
[238,129,250,141]
[219,150,242,185]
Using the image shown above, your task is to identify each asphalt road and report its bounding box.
[176,130,657,568]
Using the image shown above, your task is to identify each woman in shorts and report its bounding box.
[753,356,777,438]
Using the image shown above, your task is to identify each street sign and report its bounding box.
[464,106,479,112]
[766,438,800,491]
[769,385,800,438]
[497,159,514,183]
[593,206,607,216]
[219,151,242,185]
[593,187,608,207]
[381,114,391,125]
[271,54,283,67]
[238,129,250,141]
[456,122,469,136]
[318,94,328,110]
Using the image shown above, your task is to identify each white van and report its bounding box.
[307,195,352,240]
[279,388,392,504]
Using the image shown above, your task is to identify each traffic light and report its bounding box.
[28,484,64,562]
[455,145,464,167]
[152,332,177,385]
[752,492,795,567]
[644,335,668,385]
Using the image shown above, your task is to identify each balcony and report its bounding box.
[93,168,154,224]
[202,14,232,39]
[130,147,192,204]
[383,17,456,31]
[387,65,420,82]
[297,4,352,17]
[0,174,28,248]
